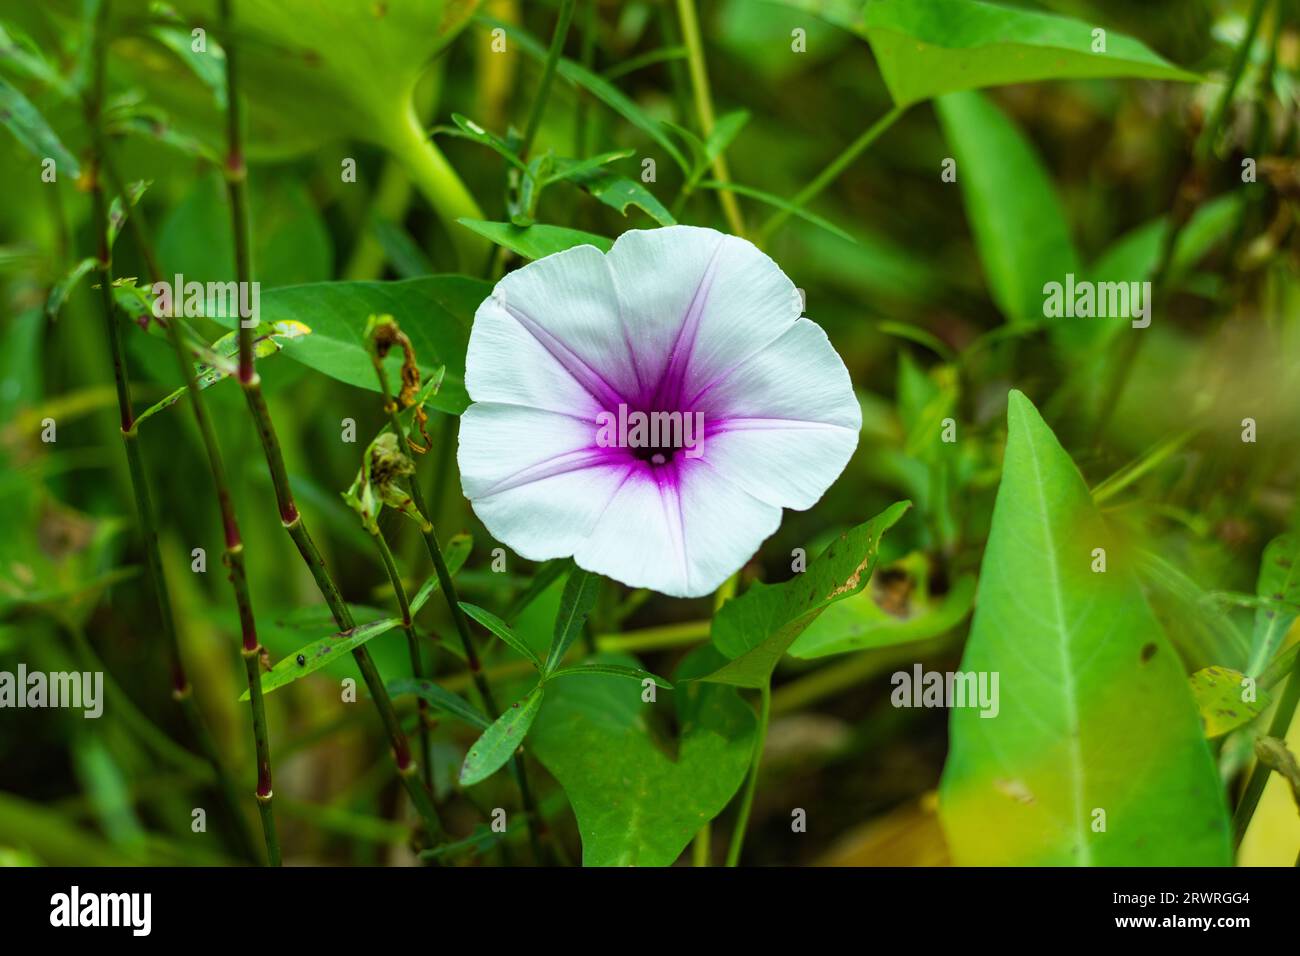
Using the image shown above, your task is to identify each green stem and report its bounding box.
[372,528,434,793]
[1231,646,1300,847]
[757,106,906,244]
[372,350,551,863]
[726,684,771,867]
[520,0,576,159]
[675,0,744,236]
[573,0,596,157]
[217,0,255,382]
[213,15,441,842]
[85,0,255,864]
[388,101,487,270]
[1197,0,1272,161]
[100,151,281,867]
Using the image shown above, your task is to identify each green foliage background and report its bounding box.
[0,0,1297,866]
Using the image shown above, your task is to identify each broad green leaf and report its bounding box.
[548,663,672,689]
[1189,666,1270,739]
[458,218,612,259]
[459,602,544,671]
[1246,534,1300,677]
[483,15,689,171]
[459,685,545,787]
[528,650,756,866]
[938,390,1231,865]
[789,571,976,659]
[0,75,78,176]
[245,534,470,698]
[698,501,912,688]
[387,677,490,730]
[127,0,479,155]
[546,567,600,674]
[855,0,1199,107]
[207,276,485,414]
[936,91,1080,325]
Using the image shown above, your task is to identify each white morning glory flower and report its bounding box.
[457,225,861,598]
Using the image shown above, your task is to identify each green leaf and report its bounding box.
[438,113,526,170]
[1246,534,1300,677]
[387,677,490,730]
[459,602,544,671]
[555,162,676,226]
[458,218,612,259]
[546,567,600,674]
[938,390,1231,865]
[698,179,855,243]
[1189,666,1271,739]
[697,501,912,688]
[548,662,672,689]
[856,0,1199,107]
[0,75,79,177]
[206,276,486,414]
[245,534,470,699]
[527,650,756,866]
[135,322,311,428]
[936,91,1080,325]
[45,258,97,321]
[789,571,976,659]
[483,15,689,171]
[459,685,545,787]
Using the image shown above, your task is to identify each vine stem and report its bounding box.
[216,1,442,842]
[101,153,281,866]
[370,349,551,864]
[84,0,256,863]
[387,101,488,270]
[675,0,744,236]
[757,105,906,244]
[371,528,434,792]
[726,683,771,867]
[1231,646,1300,847]
[217,0,254,382]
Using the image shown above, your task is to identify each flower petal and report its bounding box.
[604,226,802,406]
[697,318,861,510]
[458,403,626,561]
[573,460,781,598]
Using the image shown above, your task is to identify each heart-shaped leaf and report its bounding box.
[527,650,756,866]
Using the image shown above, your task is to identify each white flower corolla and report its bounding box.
[458,225,861,598]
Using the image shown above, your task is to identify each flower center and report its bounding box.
[594,403,706,467]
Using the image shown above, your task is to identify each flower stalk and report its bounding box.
[368,320,551,864]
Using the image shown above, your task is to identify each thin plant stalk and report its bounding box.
[217,0,254,381]
[371,528,434,792]
[83,0,255,862]
[216,1,442,841]
[102,154,281,865]
[1231,648,1300,846]
[675,0,744,236]
[757,105,906,243]
[726,684,771,867]
[520,0,577,160]
[369,348,551,864]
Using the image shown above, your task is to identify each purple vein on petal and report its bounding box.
[650,238,725,412]
[496,297,628,411]
[476,448,614,499]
